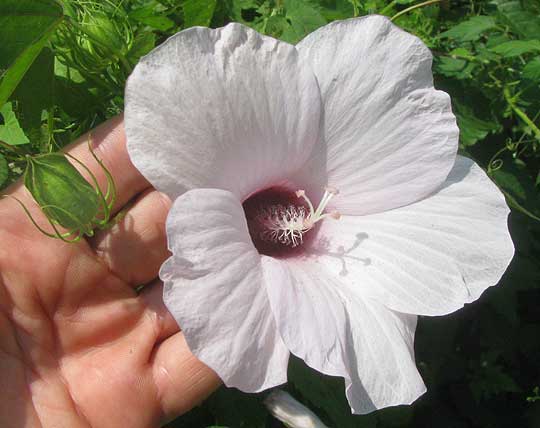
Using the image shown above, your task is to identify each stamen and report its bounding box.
[256,187,340,247]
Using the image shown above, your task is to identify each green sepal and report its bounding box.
[24,153,100,232]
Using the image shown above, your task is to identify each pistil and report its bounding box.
[256,187,340,247]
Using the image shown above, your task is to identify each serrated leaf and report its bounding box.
[262,15,290,39]
[278,0,327,43]
[454,102,500,146]
[485,33,511,49]
[129,6,175,31]
[495,0,540,40]
[523,57,540,80]
[475,46,501,63]
[490,40,540,57]
[438,16,496,42]
[0,103,29,146]
[0,0,64,106]
[0,153,7,188]
[435,56,477,79]
[183,0,218,27]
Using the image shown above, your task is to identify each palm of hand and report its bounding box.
[0,118,219,428]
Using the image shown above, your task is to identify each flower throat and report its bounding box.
[243,187,340,257]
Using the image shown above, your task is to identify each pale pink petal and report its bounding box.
[161,188,289,391]
[125,23,321,201]
[297,16,458,215]
[262,256,425,414]
[309,156,514,316]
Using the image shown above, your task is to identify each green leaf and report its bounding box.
[435,56,476,79]
[490,155,540,221]
[228,0,259,23]
[0,103,29,146]
[262,15,290,39]
[134,15,175,31]
[0,0,64,106]
[12,48,55,131]
[490,40,540,57]
[470,361,520,402]
[53,76,99,119]
[454,102,500,146]
[438,16,496,42]
[319,0,354,22]
[288,356,377,428]
[0,153,8,188]
[127,31,157,63]
[129,6,175,31]
[54,58,85,83]
[281,0,327,43]
[495,0,540,41]
[475,45,501,63]
[523,57,540,80]
[485,33,511,49]
[183,0,218,27]
[450,47,476,61]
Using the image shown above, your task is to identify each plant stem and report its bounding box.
[501,188,540,222]
[349,0,360,16]
[503,87,540,140]
[379,0,397,16]
[391,0,444,21]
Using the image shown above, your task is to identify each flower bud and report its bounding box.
[80,11,131,57]
[24,153,100,235]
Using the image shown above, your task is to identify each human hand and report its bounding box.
[0,116,220,428]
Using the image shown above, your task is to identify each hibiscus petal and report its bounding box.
[262,256,425,414]
[309,156,514,316]
[297,15,459,215]
[161,188,289,391]
[125,23,321,201]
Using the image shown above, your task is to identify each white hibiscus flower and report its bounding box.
[124,15,514,414]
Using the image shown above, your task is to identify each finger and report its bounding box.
[151,333,221,423]
[140,280,179,343]
[5,115,150,216]
[66,115,150,214]
[91,189,172,286]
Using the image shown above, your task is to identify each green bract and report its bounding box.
[74,8,132,70]
[25,153,99,232]
[8,143,116,243]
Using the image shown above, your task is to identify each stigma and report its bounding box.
[255,187,341,247]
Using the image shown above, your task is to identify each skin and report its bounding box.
[0,116,220,428]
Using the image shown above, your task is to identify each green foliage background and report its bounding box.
[1,0,539,427]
